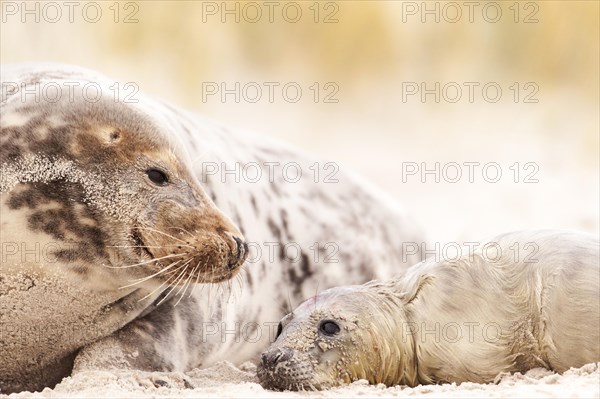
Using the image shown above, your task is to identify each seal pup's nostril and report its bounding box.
[260,352,269,368]
[261,348,293,368]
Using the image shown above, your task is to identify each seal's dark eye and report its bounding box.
[146,169,169,186]
[319,320,341,336]
[275,322,283,339]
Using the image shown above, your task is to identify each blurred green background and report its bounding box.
[2,0,598,242]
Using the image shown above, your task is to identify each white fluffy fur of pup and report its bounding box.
[258,230,600,390]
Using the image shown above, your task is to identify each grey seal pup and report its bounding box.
[258,230,600,390]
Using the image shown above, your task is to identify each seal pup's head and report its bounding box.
[257,282,418,390]
[0,64,248,296]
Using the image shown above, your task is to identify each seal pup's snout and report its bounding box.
[261,347,293,369]
[257,346,317,390]
[228,235,248,270]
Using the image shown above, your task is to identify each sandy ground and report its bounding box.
[5,362,599,398]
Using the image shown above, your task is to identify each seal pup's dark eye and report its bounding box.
[275,322,283,339]
[146,169,169,186]
[318,320,341,336]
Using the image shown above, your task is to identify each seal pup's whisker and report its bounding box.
[190,148,211,166]
[104,253,185,269]
[312,279,325,312]
[120,260,182,289]
[286,289,294,316]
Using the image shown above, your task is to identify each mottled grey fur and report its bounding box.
[0,64,423,393]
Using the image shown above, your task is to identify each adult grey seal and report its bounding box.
[0,64,249,393]
[0,64,423,393]
[258,230,600,390]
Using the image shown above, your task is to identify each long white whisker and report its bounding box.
[104,253,184,269]
[166,226,195,239]
[137,268,181,303]
[190,148,211,166]
[136,259,193,303]
[136,226,193,246]
[119,260,182,289]
[156,265,190,306]
[189,259,207,297]
[206,261,213,309]
[172,260,193,301]
[181,264,199,301]
[226,277,233,303]
[174,262,199,306]
[108,245,184,249]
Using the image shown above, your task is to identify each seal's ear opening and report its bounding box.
[109,130,122,143]
[99,127,123,144]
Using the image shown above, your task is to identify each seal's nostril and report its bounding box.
[262,348,293,368]
[260,352,269,367]
[233,236,241,254]
[280,348,293,362]
[228,236,248,270]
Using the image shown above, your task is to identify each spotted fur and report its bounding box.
[0,64,423,394]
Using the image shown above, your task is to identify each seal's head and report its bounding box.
[1,65,248,294]
[257,282,418,390]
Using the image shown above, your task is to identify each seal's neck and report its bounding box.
[365,285,419,387]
